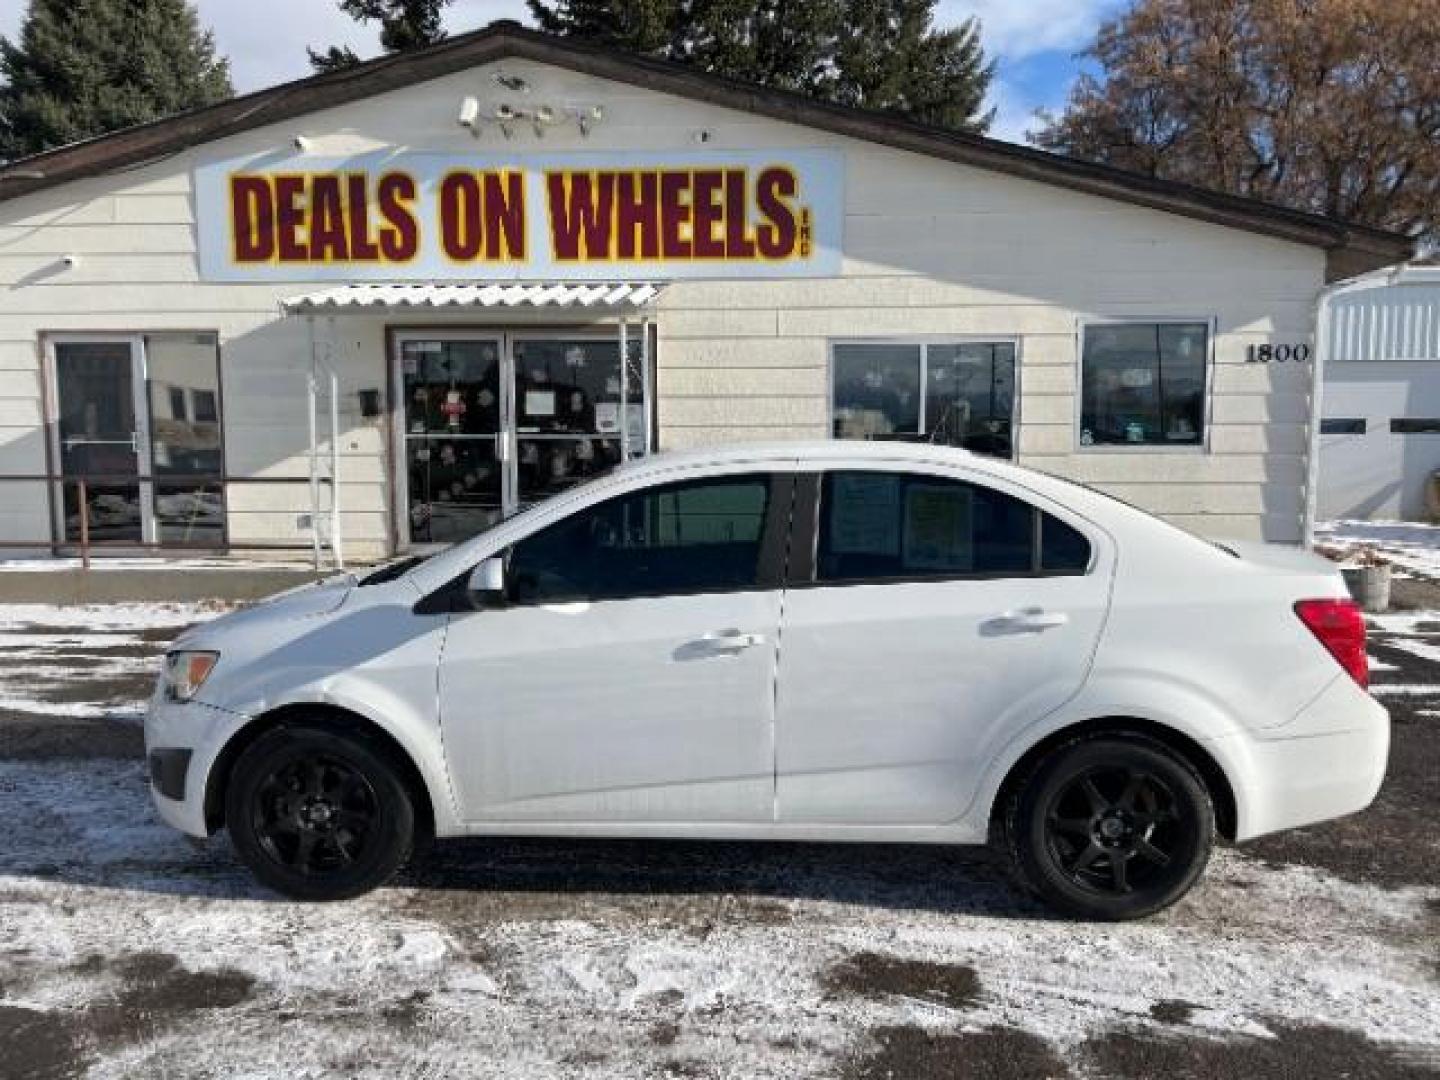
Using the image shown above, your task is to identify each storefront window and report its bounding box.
[831,341,1015,458]
[1079,323,1208,448]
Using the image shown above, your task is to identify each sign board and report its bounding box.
[194,149,843,282]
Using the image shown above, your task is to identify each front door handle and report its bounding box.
[985,607,1069,634]
[698,629,766,652]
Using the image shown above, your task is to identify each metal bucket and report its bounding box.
[1341,565,1392,613]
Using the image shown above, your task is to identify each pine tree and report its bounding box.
[0,0,233,161]
[527,0,994,132]
[309,0,454,73]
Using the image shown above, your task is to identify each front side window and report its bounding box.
[1080,323,1208,448]
[816,471,1091,582]
[832,341,1016,458]
[508,475,772,603]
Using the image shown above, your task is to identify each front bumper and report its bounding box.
[1231,676,1390,841]
[144,696,250,838]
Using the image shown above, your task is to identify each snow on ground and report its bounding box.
[0,603,226,721]
[0,596,1437,1078]
[0,756,1436,1078]
[1317,519,1440,579]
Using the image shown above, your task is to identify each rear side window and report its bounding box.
[816,471,1090,582]
[508,474,772,603]
[1041,514,1092,572]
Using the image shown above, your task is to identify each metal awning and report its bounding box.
[281,282,662,314]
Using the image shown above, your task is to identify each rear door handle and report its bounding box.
[987,607,1069,633]
[698,629,766,652]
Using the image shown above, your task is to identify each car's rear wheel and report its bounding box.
[225,724,415,901]
[1004,735,1214,920]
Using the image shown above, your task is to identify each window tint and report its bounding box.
[1390,418,1440,434]
[1320,418,1366,435]
[817,472,1034,581]
[508,475,772,603]
[1080,322,1208,447]
[1041,513,1091,572]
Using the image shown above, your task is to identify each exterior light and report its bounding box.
[457,95,481,135]
[292,134,313,152]
[567,103,604,136]
[532,104,558,137]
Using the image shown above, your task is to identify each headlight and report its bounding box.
[163,651,219,702]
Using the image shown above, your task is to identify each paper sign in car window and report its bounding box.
[904,482,972,571]
[829,472,901,555]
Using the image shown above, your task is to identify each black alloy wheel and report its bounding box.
[226,723,416,901]
[252,753,380,876]
[1005,735,1214,920]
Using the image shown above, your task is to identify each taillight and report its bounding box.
[1294,598,1368,689]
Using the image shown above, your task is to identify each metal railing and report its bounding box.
[0,472,339,570]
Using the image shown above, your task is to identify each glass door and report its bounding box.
[396,333,506,546]
[52,339,148,544]
[510,334,645,511]
[146,333,225,545]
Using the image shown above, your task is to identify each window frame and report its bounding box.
[1074,317,1216,455]
[788,467,1096,588]
[497,470,796,607]
[827,336,1022,460]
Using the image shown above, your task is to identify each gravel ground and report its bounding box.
[0,593,1437,1079]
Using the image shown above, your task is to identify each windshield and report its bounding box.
[357,459,634,586]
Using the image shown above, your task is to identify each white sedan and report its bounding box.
[145,442,1387,919]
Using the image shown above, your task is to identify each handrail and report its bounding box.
[0,472,338,569]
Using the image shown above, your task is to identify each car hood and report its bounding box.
[171,574,355,650]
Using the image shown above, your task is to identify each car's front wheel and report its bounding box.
[1004,735,1215,920]
[225,722,416,901]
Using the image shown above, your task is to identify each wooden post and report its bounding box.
[77,478,90,570]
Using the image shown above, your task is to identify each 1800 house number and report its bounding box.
[1247,343,1311,363]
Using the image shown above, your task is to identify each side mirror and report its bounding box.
[466,556,507,608]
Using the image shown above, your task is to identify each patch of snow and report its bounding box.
[1369,684,1440,696]
[1317,520,1440,580]
[1380,637,1440,665]
[0,758,1436,1078]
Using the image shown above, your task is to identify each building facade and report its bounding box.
[1318,264,1440,521]
[0,24,1410,563]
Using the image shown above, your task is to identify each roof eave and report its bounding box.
[0,22,1414,275]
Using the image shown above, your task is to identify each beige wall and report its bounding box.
[0,56,1324,558]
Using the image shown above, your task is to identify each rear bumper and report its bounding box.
[1230,677,1390,841]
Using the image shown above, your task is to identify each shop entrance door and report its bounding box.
[394,331,647,549]
[395,332,507,546]
[48,333,227,550]
[51,338,149,544]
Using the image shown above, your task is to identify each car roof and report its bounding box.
[615,440,974,473]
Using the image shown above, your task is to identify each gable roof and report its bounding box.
[0,20,1411,279]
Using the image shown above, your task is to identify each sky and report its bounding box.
[0,0,1123,144]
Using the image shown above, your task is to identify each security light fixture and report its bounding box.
[292,134,313,152]
[567,103,604,136]
[493,102,519,138]
[532,104,558,137]
[457,95,481,134]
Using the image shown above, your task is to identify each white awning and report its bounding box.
[281,282,662,314]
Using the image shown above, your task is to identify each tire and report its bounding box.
[1003,735,1215,921]
[224,722,416,902]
